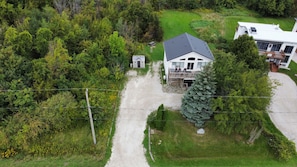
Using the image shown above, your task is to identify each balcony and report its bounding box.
[168,69,198,80]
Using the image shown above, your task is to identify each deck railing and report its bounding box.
[168,69,198,79]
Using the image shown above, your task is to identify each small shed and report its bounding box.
[132,55,145,68]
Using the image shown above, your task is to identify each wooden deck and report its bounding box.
[168,70,198,80]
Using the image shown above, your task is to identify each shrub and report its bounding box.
[262,113,296,161]
[147,104,168,131]
[265,132,296,161]
[1,148,17,158]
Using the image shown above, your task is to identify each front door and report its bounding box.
[137,61,141,68]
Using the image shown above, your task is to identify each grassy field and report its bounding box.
[144,111,297,167]
[1,155,103,167]
[159,10,200,40]
[0,124,112,167]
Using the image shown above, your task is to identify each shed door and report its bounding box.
[137,61,141,68]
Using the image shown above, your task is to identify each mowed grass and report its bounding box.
[145,111,297,167]
[222,6,295,41]
[144,10,201,61]
[159,10,200,40]
[279,60,297,85]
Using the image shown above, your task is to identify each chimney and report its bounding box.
[293,18,297,32]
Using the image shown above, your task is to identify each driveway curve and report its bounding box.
[105,62,183,167]
[269,72,297,150]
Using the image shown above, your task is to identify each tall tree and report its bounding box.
[34,27,53,57]
[213,70,271,134]
[107,31,128,80]
[181,64,216,128]
[231,34,268,73]
[213,52,272,135]
[14,30,33,57]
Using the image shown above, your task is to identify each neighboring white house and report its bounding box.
[234,19,297,69]
[132,55,145,68]
[163,33,214,86]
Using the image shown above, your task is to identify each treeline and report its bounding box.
[0,0,163,157]
[149,0,297,17]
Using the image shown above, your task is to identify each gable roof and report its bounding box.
[163,33,214,61]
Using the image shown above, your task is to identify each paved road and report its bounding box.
[105,62,183,167]
[268,72,297,150]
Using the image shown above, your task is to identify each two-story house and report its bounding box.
[234,19,297,71]
[163,33,214,87]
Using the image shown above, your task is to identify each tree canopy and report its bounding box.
[212,51,272,135]
[0,0,164,157]
[231,34,269,73]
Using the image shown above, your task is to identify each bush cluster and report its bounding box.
[1,148,17,158]
[262,114,296,161]
[147,104,168,131]
[264,132,296,161]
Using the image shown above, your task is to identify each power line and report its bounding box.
[0,87,120,92]
[1,88,297,99]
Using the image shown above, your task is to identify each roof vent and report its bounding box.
[250,27,257,33]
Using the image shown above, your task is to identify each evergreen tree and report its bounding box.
[181,64,216,128]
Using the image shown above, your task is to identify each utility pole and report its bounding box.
[85,88,96,145]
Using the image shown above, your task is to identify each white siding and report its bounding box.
[293,19,297,32]
[234,22,297,68]
[163,50,169,81]
[163,52,213,81]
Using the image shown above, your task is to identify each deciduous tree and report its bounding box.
[35,27,53,57]
[231,34,268,73]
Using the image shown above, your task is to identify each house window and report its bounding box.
[282,56,290,63]
[271,43,282,51]
[257,42,269,51]
[172,62,184,68]
[188,57,195,61]
[187,63,194,70]
[284,46,294,54]
[197,62,207,69]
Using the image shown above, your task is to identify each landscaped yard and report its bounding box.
[143,7,297,167]
[144,111,297,167]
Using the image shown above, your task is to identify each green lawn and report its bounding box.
[222,6,295,41]
[144,111,297,167]
[279,61,297,85]
[159,10,200,40]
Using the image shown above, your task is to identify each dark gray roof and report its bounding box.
[163,33,214,61]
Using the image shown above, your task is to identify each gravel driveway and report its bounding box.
[268,72,297,150]
[105,62,297,167]
[105,62,183,167]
